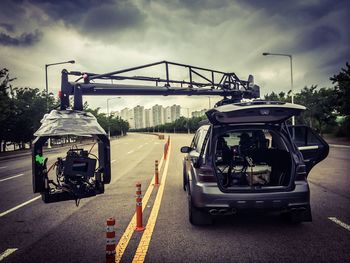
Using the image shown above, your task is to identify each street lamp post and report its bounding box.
[45,60,75,148]
[208,96,212,109]
[262,52,295,125]
[182,107,191,134]
[107,97,122,139]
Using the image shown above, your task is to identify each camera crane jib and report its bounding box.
[32,61,260,205]
[59,60,260,110]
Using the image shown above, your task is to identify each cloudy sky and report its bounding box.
[1,0,349,114]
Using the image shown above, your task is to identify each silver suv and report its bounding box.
[181,101,329,225]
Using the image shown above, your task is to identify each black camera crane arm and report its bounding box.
[34,61,260,204]
[59,60,260,110]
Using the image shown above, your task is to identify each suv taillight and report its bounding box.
[197,165,217,182]
[295,164,307,180]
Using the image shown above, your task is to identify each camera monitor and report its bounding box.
[64,156,96,178]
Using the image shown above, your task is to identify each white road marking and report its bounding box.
[328,217,350,232]
[111,160,116,163]
[0,166,7,169]
[126,143,148,155]
[0,248,18,261]
[0,196,41,218]
[0,173,24,182]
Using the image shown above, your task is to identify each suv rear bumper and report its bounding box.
[190,180,310,212]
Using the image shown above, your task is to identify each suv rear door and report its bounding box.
[205,100,328,174]
[288,125,329,174]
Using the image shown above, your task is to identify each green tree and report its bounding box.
[330,62,350,137]
[264,91,290,102]
[0,68,15,151]
[295,86,337,134]
[11,88,55,148]
[265,85,337,134]
[135,115,207,133]
[85,105,129,136]
[331,62,350,115]
[1,68,59,151]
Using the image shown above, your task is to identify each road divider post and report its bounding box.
[154,160,160,186]
[135,183,145,232]
[164,137,170,160]
[105,218,116,262]
[164,143,168,160]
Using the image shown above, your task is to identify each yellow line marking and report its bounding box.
[115,154,165,263]
[132,142,171,263]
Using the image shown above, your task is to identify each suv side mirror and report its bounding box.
[288,125,329,174]
[180,146,193,153]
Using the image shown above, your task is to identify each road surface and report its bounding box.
[0,133,349,262]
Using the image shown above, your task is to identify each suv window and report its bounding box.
[288,126,324,147]
[191,130,200,149]
[216,129,285,151]
[191,127,208,152]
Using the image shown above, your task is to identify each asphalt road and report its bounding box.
[0,133,349,262]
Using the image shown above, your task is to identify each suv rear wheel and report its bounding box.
[188,192,213,225]
[183,163,187,191]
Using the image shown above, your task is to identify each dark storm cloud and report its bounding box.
[297,25,341,51]
[235,0,349,75]
[0,30,43,46]
[236,0,341,27]
[28,0,146,34]
[82,2,146,33]
[0,0,147,46]
[148,0,230,10]
[0,0,26,21]
[0,23,15,33]
[27,0,115,25]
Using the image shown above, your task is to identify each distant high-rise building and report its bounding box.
[120,108,129,121]
[152,104,164,126]
[170,104,180,122]
[118,104,189,129]
[164,106,172,123]
[133,105,145,129]
[120,108,135,129]
[145,109,153,128]
[128,109,135,129]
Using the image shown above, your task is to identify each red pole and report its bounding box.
[135,183,145,231]
[106,218,116,262]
